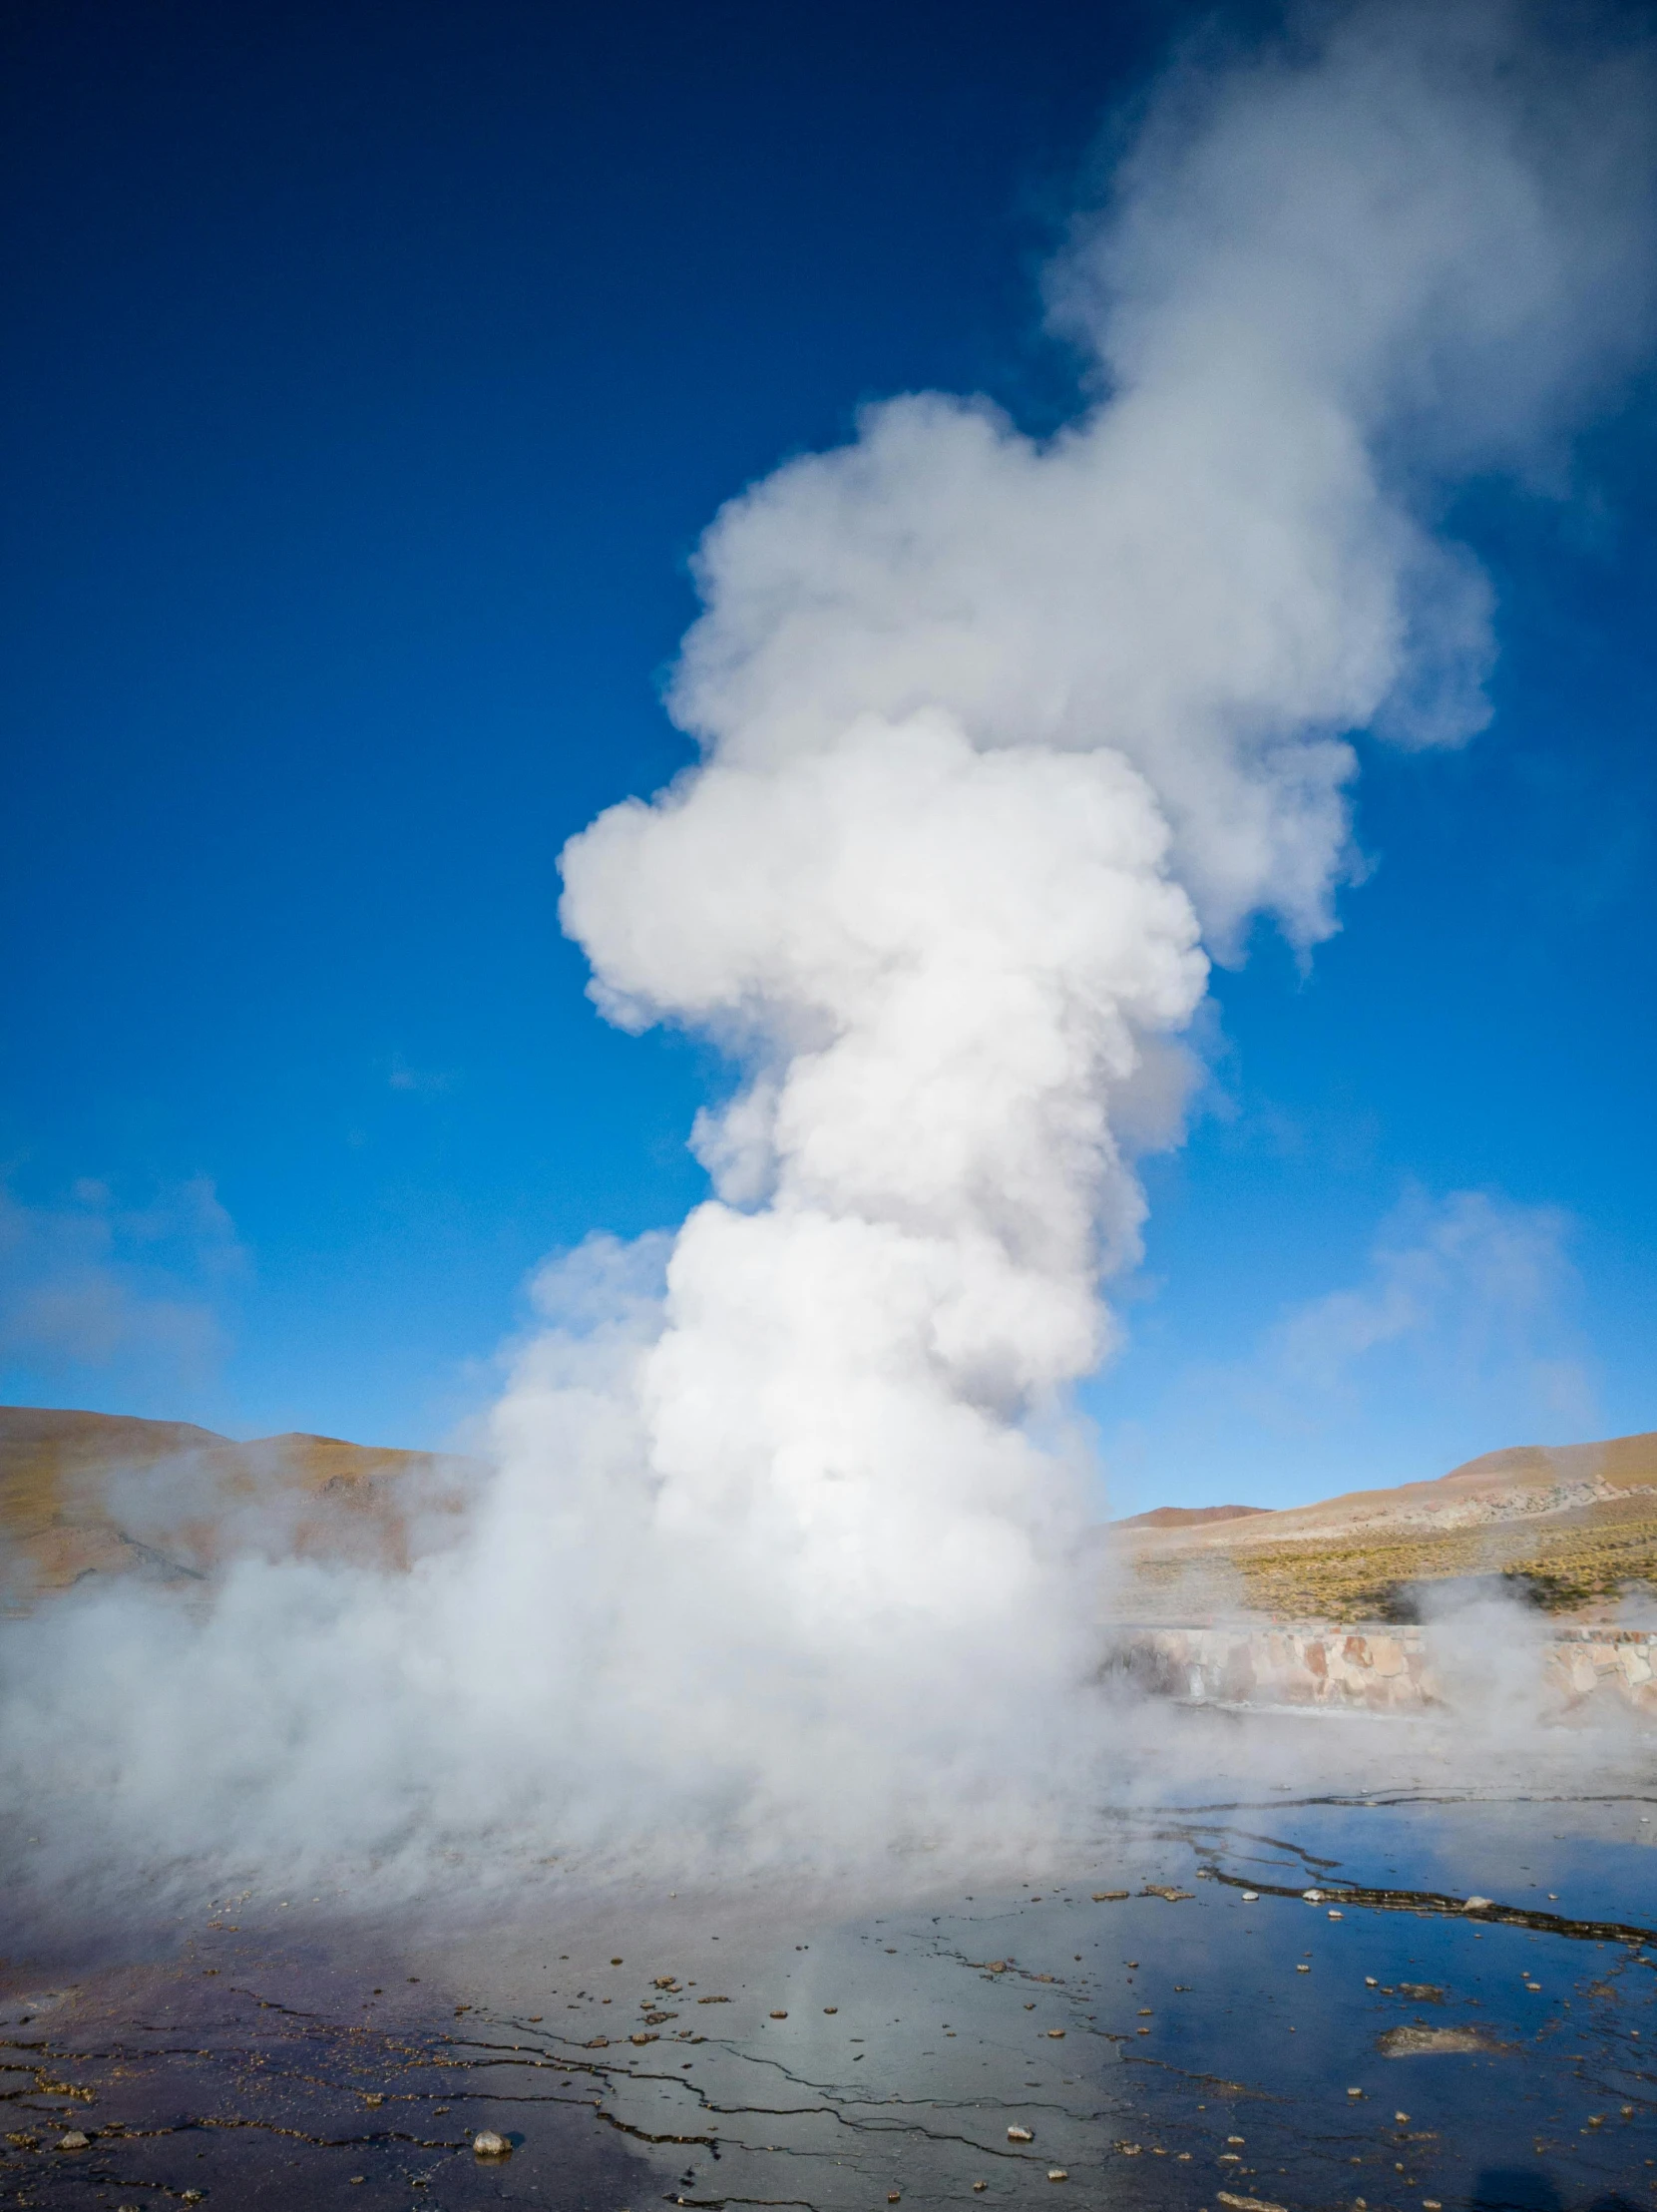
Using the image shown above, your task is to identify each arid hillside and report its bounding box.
[0,1405,480,1611]
[1113,1430,1657,1622]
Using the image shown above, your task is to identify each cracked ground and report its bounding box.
[3,1780,1654,2209]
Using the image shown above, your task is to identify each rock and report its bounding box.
[1007,2125,1034,2141]
[1091,1891,1128,1901]
[1378,2025,1509,2056]
[1462,1896,1493,1913]
[473,2129,511,2157]
[1302,1890,1325,1903]
[362,2092,383,2105]
[629,2031,658,2045]
[1045,2028,1065,2038]
[1346,2087,1363,2097]
[1046,2169,1068,2182]
[973,2183,988,2192]
[57,2131,90,2151]
[1240,1891,1259,1902]
[1217,2194,1287,2212]
[1141,1886,1193,1902]
[823,2005,837,2013]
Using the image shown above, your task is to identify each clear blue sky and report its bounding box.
[3,0,1653,1511]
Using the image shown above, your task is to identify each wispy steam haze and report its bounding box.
[5,1,1654,1881]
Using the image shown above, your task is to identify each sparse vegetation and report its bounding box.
[1125,1497,1657,1621]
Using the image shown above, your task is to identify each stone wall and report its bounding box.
[1104,1621,1657,1717]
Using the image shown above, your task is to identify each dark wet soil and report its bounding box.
[4,1784,1654,2211]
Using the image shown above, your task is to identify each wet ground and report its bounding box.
[3,1726,1653,2212]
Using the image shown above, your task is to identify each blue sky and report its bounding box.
[3,0,1653,1513]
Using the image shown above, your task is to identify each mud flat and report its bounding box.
[4,1723,1653,2212]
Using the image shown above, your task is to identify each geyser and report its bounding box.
[3,0,1654,1881]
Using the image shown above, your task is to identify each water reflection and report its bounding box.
[3,1761,1652,2208]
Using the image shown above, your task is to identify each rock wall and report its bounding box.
[1104,1621,1657,1717]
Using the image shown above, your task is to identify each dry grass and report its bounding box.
[1124,1494,1657,1621]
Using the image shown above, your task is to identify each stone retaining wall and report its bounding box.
[1104,1621,1657,1716]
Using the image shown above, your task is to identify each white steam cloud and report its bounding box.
[4,0,1653,1878]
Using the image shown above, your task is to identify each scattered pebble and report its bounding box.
[824,2005,838,2013]
[973,2182,988,2192]
[1045,2027,1065,2038]
[1302,1890,1325,1904]
[56,2131,90,2152]
[1462,1897,1493,1913]
[1046,2168,1068,2182]
[1007,2125,1034,2141]
[1296,1964,1311,1974]
[1240,1891,1260,1902]
[769,2009,788,2019]
[1347,2087,1363,2098]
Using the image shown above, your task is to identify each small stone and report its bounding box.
[57,2131,91,2151]
[823,2005,838,2013]
[1091,1891,1128,1901]
[363,2092,383,2105]
[1007,2125,1034,2141]
[1347,2087,1363,2097]
[973,2183,988,2192]
[769,2009,788,2019]
[629,2032,658,2045]
[1045,2028,1065,2038]
[887,2192,901,2203]
[1296,1964,1311,1974]
[1046,2168,1068,2182]
[1328,1911,1344,1920]
[1462,1897,1493,1913]
[473,2129,511,2157]
[1394,2112,1410,2123]
[1240,1890,1259,1902]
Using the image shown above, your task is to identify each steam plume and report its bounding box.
[3,0,1653,1877]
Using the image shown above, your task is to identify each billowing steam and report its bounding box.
[4,1,1653,1879]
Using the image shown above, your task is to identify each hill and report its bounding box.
[1114,1429,1657,1621]
[0,1406,480,1611]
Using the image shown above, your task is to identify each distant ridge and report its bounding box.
[1113,1504,1268,1530]
[0,1404,480,1610]
[1115,1427,1657,1621]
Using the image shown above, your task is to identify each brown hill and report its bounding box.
[1116,1429,1657,1622]
[0,1406,481,1611]
[1114,1504,1268,1531]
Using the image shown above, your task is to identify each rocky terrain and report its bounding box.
[1112,1430,1657,1622]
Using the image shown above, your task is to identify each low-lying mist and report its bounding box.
[5,0,1655,1907]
